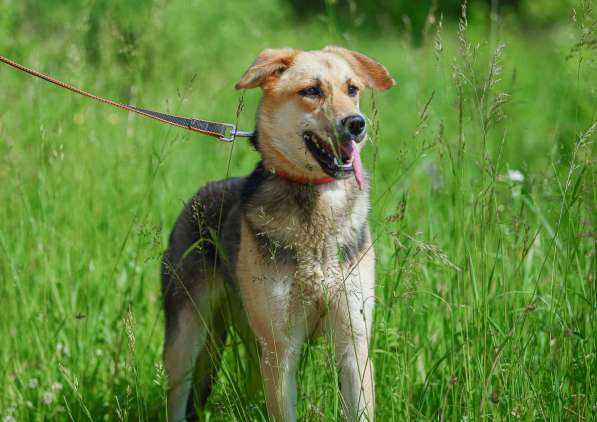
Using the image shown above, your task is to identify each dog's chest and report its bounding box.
[246,184,365,301]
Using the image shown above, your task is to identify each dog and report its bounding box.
[161,46,394,421]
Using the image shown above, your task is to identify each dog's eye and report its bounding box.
[299,86,322,97]
[347,84,359,97]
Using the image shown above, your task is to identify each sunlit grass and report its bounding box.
[0,0,595,420]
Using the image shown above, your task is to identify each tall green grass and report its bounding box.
[0,0,595,420]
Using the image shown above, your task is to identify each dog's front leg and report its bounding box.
[331,249,375,421]
[243,287,305,421]
[260,336,303,422]
[240,272,306,422]
[334,329,374,422]
[237,220,307,421]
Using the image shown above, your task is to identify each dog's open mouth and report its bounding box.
[303,131,364,190]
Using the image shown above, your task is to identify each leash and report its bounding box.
[0,54,254,142]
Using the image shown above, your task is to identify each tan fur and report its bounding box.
[234,48,390,420]
[248,48,392,182]
[163,46,393,422]
[237,175,374,421]
[235,48,298,90]
[324,46,395,91]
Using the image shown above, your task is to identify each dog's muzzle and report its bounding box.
[303,129,365,190]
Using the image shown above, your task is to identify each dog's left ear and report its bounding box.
[235,48,298,90]
[324,46,395,91]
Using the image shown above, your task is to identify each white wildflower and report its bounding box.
[3,416,16,422]
[28,378,38,388]
[51,382,63,391]
[507,169,525,182]
[41,391,54,405]
[56,343,69,355]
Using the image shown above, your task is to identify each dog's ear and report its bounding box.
[324,46,395,91]
[235,48,298,90]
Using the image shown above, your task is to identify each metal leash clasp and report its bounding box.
[219,123,254,142]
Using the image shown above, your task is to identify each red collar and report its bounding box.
[271,169,335,185]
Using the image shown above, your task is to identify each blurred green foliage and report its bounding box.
[288,0,581,42]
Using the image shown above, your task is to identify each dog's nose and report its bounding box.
[341,115,366,139]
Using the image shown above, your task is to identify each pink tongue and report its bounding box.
[341,141,364,191]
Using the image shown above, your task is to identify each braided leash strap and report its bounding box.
[0,54,249,142]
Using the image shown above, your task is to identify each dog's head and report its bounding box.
[236,46,394,189]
